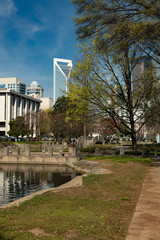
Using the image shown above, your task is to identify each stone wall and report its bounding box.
[0,155,78,164]
[0,145,78,164]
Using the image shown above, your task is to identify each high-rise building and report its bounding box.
[132,57,152,91]
[0,78,26,94]
[27,81,44,99]
[53,58,72,104]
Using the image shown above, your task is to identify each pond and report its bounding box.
[0,164,79,206]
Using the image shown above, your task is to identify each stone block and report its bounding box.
[4,147,9,155]
[95,148,100,155]
[69,147,76,156]
[120,147,124,156]
[48,147,53,157]
[15,147,20,155]
[42,145,46,153]
[25,146,30,156]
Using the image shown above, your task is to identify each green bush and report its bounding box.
[63,148,68,152]
[81,146,96,153]
[125,151,142,155]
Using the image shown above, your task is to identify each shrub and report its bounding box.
[81,146,95,153]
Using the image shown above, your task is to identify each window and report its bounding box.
[0,122,5,127]
[0,84,5,88]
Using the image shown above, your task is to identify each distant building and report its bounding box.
[132,57,153,90]
[132,57,158,140]
[53,58,72,104]
[40,97,53,110]
[0,77,26,94]
[27,81,44,99]
[0,89,41,136]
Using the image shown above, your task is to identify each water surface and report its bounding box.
[0,164,78,206]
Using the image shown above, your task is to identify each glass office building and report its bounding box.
[17,83,26,94]
[53,58,72,104]
[0,78,26,94]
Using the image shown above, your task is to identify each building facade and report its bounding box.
[0,78,26,94]
[53,58,72,104]
[0,89,41,136]
[26,81,44,98]
[40,97,53,110]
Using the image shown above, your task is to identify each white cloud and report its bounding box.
[0,0,17,17]
[30,25,44,34]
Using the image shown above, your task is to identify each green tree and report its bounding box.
[66,55,97,147]
[8,116,28,140]
[71,0,160,149]
[51,96,84,143]
[69,44,159,149]
[71,0,160,64]
[39,110,52,137]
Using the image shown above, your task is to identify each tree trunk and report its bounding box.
[130,111,138,150]
[83,123,87,148]
[131,132,137,150]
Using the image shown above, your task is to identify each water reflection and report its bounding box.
[0,164,78,206]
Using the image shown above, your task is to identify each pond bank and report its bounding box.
[0,160,111,209]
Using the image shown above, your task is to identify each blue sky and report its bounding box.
[0,0,78,97]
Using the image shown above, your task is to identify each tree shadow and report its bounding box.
[0,230,14,240]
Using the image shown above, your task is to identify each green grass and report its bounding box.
[80,144,116,153]
[0,160,149,240]
[15,141,42,144]
[85,155,152,164]
[63,148,68,152]
[94,144,116,149]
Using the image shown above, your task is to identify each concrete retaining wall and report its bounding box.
[0,154,78,164]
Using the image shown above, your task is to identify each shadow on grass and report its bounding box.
[0,231,13,240]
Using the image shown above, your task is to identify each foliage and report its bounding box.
[39,109,52,136]
[8,116,28,138]
[80,146,96,153]
[80,144,116,152]
[71,0,160,64]
[70,1,160,149]
[67,59,97,147]
[51,96,84,142]
[14,141,42,145]
[98,117,123,136]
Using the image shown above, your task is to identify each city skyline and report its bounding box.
[0,0,77,98]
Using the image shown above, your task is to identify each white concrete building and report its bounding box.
[27,81,44,98]
[0,89,41,136]
[40,97,53,110]
[0,77,26,94]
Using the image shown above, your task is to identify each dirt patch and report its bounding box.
[28,228,54,237]
[63,229,78,239]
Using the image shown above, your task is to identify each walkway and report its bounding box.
[126,160,160,240]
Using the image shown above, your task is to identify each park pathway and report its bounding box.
[126,160,160,240]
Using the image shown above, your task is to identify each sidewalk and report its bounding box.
[126,164,160,240]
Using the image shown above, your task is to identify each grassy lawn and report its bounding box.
[0,157,150,240]
[85,155,152,164]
